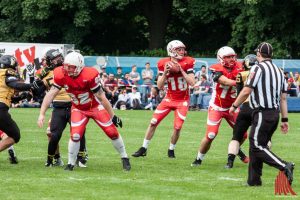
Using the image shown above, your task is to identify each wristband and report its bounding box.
[281,118,288,122]
[232,104,238,109]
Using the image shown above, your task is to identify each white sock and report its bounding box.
[8,145,14,151]
[197,152,206,160]
[68,139,80,165]
[112,136,128,158]
[169,143,176,150]
[142,139,150,149]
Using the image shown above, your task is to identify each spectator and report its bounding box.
[104,73,119,105]
[144,87,159,110]
[141,62,154,104]
[119,73,134,92]
[128,85,143,110]
[129,65,140,85]
[113,89,130,110]
[195,65,208,80]
[287,78,297,97]
[197,74,211,109]
[115,66,124,80]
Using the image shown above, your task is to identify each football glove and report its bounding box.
[112,115,123,128]
[31,79,44,90]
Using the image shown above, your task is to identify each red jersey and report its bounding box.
[157,56,195,101]
[209,62,243,109]
[53,67,101,110]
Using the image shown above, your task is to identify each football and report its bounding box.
[165,61,180,74]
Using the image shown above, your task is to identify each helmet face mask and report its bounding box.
[167,40,186,60]
[45,49,64,69]
[63,52,84,77]
[243,54,257,69]
[0,55,18,70]
[217,46,237,68]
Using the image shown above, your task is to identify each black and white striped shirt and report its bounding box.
[245,60,287,109]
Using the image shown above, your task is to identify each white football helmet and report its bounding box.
[217,46,237,68]
[63,52,84,77]
[167,40,186,60]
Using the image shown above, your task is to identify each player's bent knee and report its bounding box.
[11,131,21,143]
[150,118,158,125]
[71,133,81,142]
[206,132,216,141]
[107,132,119,140]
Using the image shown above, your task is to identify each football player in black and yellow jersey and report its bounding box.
[0,55,43,155]
[226,54,257,168]
[36,49,87,167]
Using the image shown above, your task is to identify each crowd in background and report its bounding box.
[11,61,300,110]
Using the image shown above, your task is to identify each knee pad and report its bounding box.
[206,132,216,140]
[71,133,81,142]
[150,118,158,125]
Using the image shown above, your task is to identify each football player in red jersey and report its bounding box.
[37,52,131,171]
[132,40,195,158]
[191,46,248,166]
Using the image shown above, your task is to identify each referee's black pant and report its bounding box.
[247,109,287,185]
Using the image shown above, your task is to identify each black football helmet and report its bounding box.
[45,49,64,69]
[244,54,257,70]
[0,55,18,69]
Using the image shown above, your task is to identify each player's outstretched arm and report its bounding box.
[217,75,236,86]
[94,88,115,118]
[37,86,60,128]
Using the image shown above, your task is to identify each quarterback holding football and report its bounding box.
[132,40,195,159]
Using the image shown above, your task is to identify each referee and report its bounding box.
[229,42,294,186]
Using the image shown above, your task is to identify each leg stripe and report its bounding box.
[254,112,285,168]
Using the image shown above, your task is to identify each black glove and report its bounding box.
[112,115,123,128]
[31,79,44,90]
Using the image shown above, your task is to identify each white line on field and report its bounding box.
[218,177,243,181]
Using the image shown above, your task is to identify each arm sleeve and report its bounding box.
[5,76,32,91]
[90,74,102,93]
[212,71,223,82]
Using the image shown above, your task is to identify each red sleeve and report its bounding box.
[185,57,195,73]
[157,58,169,74]
[210,63,223,72]
[53,67,64,89]
[87,68,101,93]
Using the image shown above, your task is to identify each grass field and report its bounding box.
[0,108,299,199]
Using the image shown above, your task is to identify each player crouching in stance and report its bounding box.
[226,54,257,168]
[132,40,195,158]
[36,49,88,167]
[37,52,131,171]
[191,46,248,166]
[0,55,43,157]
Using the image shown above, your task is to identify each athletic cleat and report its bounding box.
[168,149,175,158]
[191,158,202,167]
[45,155,54,167]
[76,158,87,168]
[284,162,295,185]
[132,147,147,157]
[8,149,18,164]
[241,156,249,163]
[121,157,131,171]
[225,161,233,169]
[45,161,53,167]
[53,158,64,167]
[64,164,75,171]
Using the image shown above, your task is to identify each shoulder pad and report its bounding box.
[210,63,223,72]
